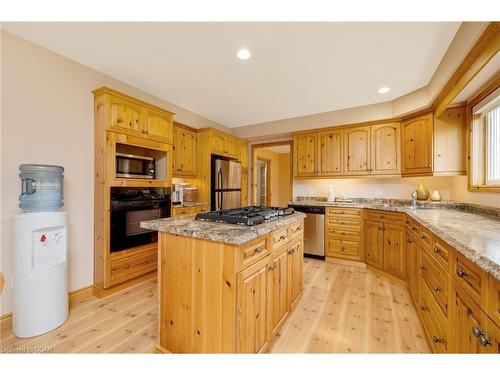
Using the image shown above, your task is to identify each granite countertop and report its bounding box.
[141,212,306,246]
[172,202,210,208]
[289,199,500,281]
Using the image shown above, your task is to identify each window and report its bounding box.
[469,86,500,191]
[486,105,500,185]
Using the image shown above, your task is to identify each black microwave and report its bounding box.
[116,152,155,179]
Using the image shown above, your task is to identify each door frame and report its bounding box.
[255,157,271,206]
[250,140,293,206]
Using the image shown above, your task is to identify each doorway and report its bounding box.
[251,141,293,207]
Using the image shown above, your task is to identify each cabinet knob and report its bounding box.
[254,246,264,254]
[432,285,441,292]
[432,336,442,344]
[456,269,467,278]
[420,265,426,271]
[420,304,427,311]
[433,247,440,253]
[406,238,412,243]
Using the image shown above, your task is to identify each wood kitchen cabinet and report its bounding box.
[241,172,248,206]
[433,106,466,175]
[237,256,271,353]
[240,141,249,170]
[401,113,433,175]
[294,132,318,177]
[173,123,196,177]
[449,280,498,353]
[364,220,384,269]
[343,126,370,175]
[370,122,401,175]
[287,238,304,310]
[382,223,406,279]
[319,129,343,175]
[99,87,173,144]
[268,244,289,336]
[405,230,420,304]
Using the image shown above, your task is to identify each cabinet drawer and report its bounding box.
[452,251,488,304]
[421,250,449,318]
[430,237,451,272]
[172,207,191,216]
[326,227,360,242]
[366,210,405,226]
[190,205,210,214]
[418,227,432,250]
[237,238,268,272]
[289,220,304,239]
[326,207,362,219]
[272,227,290,250]
[326,238,360,257]
[110,250,157,285]
[419,282,449,353]
[326,217,360,228]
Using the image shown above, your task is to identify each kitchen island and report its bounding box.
[141,212,306,353]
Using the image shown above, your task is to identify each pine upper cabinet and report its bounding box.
[433,106,466,175]
[382,223,405,280]
[319,130,342,175]
[402,113,433,175]
[143,107,173,144]
[268,245,289,336]
[364,220,384,269]
[240,142,248,170]
[344,126,370,175]
[236,256,271,353]
[449,281,498,353]
[287,238,304,309]
[109,95,143,137]
[173,124,196,177]
[294,133,318,177]
[370,122,401,175]
[211,133,225,155]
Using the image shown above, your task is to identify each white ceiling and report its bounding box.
[2,22,460,128]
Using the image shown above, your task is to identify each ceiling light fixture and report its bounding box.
[237,49,251,60]
[377,87,390,94]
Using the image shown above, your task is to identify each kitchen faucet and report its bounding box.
[410,190,417,209]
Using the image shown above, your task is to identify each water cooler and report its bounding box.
[13,164,68,338]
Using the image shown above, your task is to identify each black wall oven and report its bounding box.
[110,187,171,253]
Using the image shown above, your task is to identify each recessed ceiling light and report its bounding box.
[377,87,390,94]
[237,49,251,60]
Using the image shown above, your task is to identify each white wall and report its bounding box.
[0,31,228,316]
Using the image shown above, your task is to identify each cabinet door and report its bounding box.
[382,223,406,279]
[173,126,183,173]
[449,281,497,353]
[109,96,143,137]
[182,130,196,176]
[287,239,303,310]
[294,133,318,177]
[364,220,384,269]
[211,134,225,154]
[268,246,288,336]
[402,113,433,175]
[224,137,239,157]
[434,106,466,175]
[241,173,248,206]
[343,126,370,175]
[236,257,271,353]
[405,231,420,303]
[370,122,400,175]
[240,142,248,169]
[143,108,173,144]
[319,130,342,175]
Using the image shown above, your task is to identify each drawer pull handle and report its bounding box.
[432,336,442,344]
[433,247,440,253]
[254,246,264,254]
[472,327,492,347]
[456,269,467,278]
[293,226,303,233]
[288,247,297,255]
[432,285,441,292]
[420,234,426,240]
[278,234,286,241]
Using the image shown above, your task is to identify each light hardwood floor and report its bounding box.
[1,258,429,353]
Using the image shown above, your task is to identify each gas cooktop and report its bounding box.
[194,206,295,226]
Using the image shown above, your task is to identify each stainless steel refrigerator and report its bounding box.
[211,156,242,211]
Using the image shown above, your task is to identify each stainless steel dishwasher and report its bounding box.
[288,205,325,260]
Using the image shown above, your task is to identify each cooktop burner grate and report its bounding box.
[195,206,295,226]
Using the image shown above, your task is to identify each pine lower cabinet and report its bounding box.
[156,219,304,353]
[325,207,362,261]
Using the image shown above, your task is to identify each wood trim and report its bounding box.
[293,116,403,136]
[250,141,293,206]
[433,22,500,117]
[93,270,157,298]
[467,72,500,192]
[255,157,272,206]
